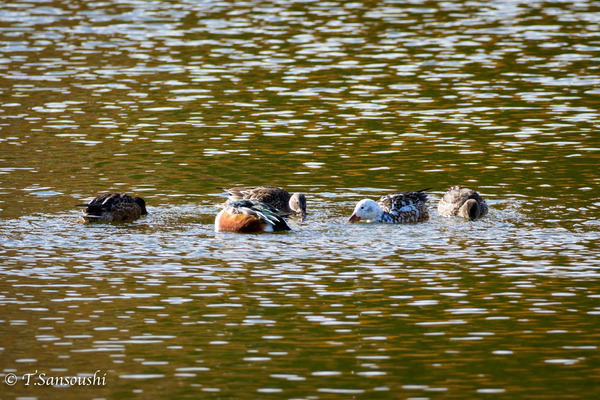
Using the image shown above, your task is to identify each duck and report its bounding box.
[348,188,430,224]
[224,185,307,217]
[77,192,148,222]
[438,185,488,220]
[215,199,291,233]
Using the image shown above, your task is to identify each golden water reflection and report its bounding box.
[1,0,600,399]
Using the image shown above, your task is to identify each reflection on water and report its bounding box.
[1,0,599,399]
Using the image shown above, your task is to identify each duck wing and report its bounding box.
[77,193,133,214]
[227,199,291,231]
[377,189,430,213]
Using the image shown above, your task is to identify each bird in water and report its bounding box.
[224,185,306,217]
[77,193,147,222]
[438,185,488,220]
[215,199,291,233]
[348,188,430,224]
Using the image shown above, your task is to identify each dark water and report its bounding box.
[1,1,599,399]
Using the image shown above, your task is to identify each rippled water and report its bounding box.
[1,0,600,399]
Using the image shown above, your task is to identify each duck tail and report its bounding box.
[76,204,105,216]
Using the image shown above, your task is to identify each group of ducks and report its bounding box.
[77,185,488,233]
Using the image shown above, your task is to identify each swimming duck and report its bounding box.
[348,189,430,224]
[215,199,291,233]
[77,192,147,222]
[224,185,307,217]
[438,185,488,220]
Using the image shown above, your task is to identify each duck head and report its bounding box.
[134,196,148,215]
[348,199,382,222]
[289,193,307,217]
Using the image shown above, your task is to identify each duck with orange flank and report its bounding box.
[348,189,430,224]
[215,199,291,233]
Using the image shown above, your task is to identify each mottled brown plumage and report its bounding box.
[77,193,147,222]
[438,186,488,220]
[224,186,306,217]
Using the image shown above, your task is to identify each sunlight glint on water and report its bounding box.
[1,1,599,399]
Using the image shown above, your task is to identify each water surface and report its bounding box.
[1,1,599,399]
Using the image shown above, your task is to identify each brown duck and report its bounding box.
[77,193,147,222]
[438,186,488,220]
[224,186,306,217]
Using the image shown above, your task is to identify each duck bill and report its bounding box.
[348,214,361,223]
